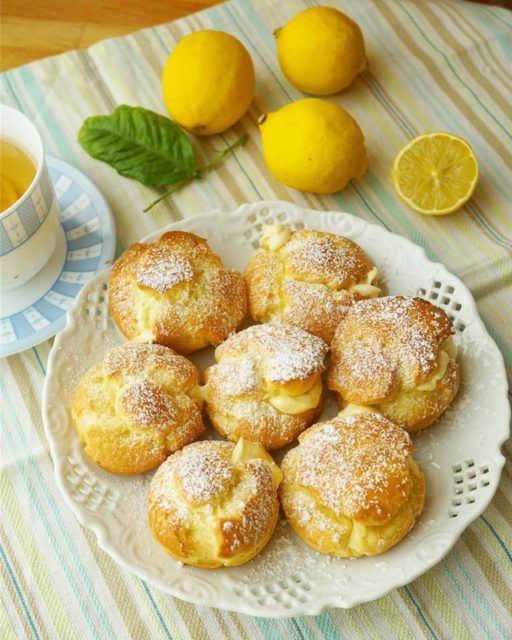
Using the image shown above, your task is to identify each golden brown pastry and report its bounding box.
[203,324,328,450]
[109,231,247,354]
[279,411,425,558]
[328,296,460,432]
[148,438,282,567]
[71,343,204,474]
[245,224,380,343]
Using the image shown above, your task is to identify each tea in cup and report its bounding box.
[0,104,64,292]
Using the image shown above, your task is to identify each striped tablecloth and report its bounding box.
[1,0,511,638]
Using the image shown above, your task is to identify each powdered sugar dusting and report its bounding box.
[104,342,180,375]
[235,324,327,384]
[330,296,454,398]
[288,414,413,522]
[212,358,259,396]
[174,443,235,505]
[285,234,362,286]
[136,247,194,293]
[118,380,177,430]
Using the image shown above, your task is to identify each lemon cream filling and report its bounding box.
[231,438,283,487]
[261,224,291,251]
[267,377,322,415]
[414,337,457,392]
[340,403,379,417]
[347,266,381,297]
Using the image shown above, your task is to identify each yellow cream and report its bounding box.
[347,266,381,297]
[267,377,322,415]
[260,224,291,251]
[415,337,457,392]
[339,403,379,417]
[190,384,208,403]
[231,438,283,488]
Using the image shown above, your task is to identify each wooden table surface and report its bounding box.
[1,0,504,72]
[0,0,222,71]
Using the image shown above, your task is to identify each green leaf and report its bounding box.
[78,105,197,187]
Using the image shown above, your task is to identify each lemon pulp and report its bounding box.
[391,132,479,215]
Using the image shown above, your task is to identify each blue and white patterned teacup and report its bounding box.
[0,104,64,292]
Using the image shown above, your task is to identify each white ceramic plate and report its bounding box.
[42,201,510,617]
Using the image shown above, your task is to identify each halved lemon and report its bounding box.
[391,132,479,216]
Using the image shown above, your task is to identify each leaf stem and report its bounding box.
[143,134,248,213]
[143,175,197,212]
[199,133,248,175]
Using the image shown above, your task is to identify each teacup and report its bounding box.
[0,104,64,292]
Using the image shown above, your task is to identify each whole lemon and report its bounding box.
[259,99,368,194]
[162,30,255,135]
[276,7,366,95]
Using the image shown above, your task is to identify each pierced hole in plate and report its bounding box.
[454,487,463,495]
[466,497,475,504]
[480,479,490,487]
[449,509,458,518]
[433,281,442,289]
[85,308,90,316]
[277,212,286,222]
[417,288,427,296]
[429,291,439,300]
[441,296,450,305]
[278,579,290,590]
[102,283,108,291]
[467,470,476,480]
[452,464,462,473]
[480,466,489,475]
[465,459,475,468]
[452,498,462,507]
[295,221,305,230]
[248,213,257,223]
[452,302,462,311]
[468,483,477,491]
[454,475,463,484]
[456,322,466,332]
[445,285,455,294]
[251,240,259,249]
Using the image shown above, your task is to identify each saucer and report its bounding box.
[0,155,115,357]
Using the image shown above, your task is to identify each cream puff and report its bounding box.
[203,323,328,450]
[109,231,247,354]
[148,438,282,567]
[328,295,460,432]
[71,342,204,474]
[245,225,380,343]
[279,412,425,557]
